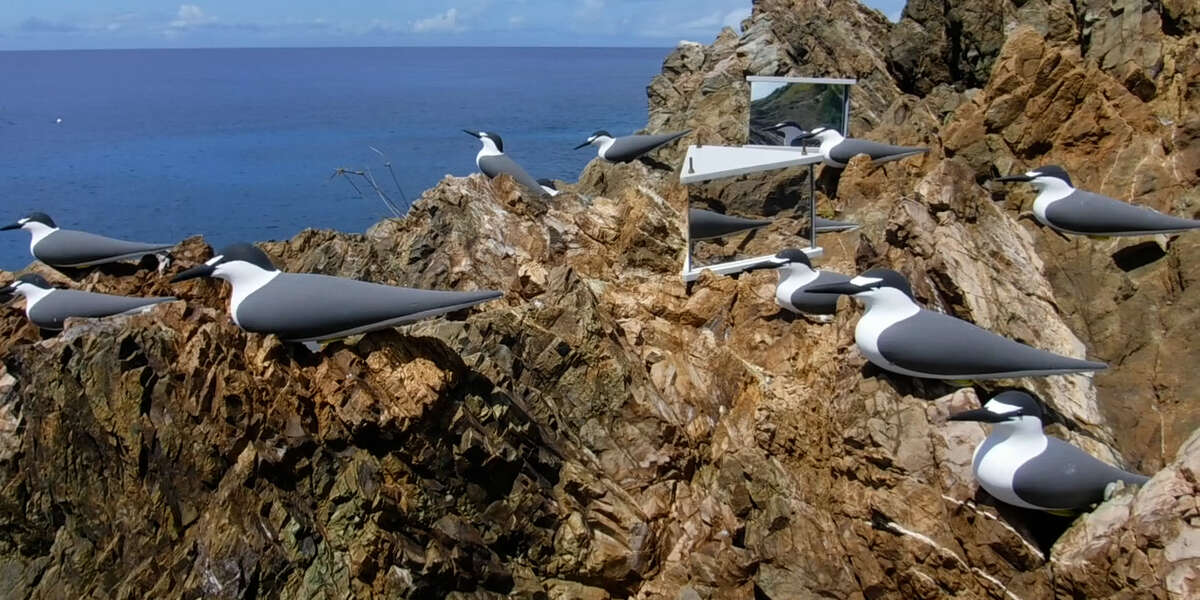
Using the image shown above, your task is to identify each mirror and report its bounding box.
[747,77,854,147]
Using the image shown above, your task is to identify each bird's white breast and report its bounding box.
[1031,182,1075,227]
[27,225,58,253]
[224,269,281,327]
[775,268,819,310]
[853,297,919,371]
[973,432,1048,510]
[596,138,616,161]
[20,286,53,312]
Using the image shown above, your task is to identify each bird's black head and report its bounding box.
[1030,165,1072,186]
[171,243,278,283]
[853,268,914,297]
[775,248,813,268]
[218,243,278,271]
[1,211,56,231]
[463,129,504,152]
[948,389,1045,424]
[789,125,835,141]
[993,164,1073,186]
[575,130,613,149]
[0,273,53,295]
[767,120,803,131]
[805,267,914,298]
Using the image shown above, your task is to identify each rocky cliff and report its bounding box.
[1,0,1198,598]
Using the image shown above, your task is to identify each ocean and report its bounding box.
[0,47,668,270]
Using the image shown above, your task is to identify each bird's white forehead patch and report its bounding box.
[18,218,29,225]
[849,276,882,287]
[985,399,1023,414]
[205,255,224,266]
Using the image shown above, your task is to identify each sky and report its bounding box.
[0,0,908,50]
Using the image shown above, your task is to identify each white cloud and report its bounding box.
[169,4,216,29]
[508,15,526,27]
[412,8,463,33]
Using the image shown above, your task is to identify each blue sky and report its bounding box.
[0,1,908,50]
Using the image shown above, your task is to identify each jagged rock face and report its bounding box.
[889,0,1080,95]
[2,1,1200,598]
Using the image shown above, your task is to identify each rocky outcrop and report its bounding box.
[1,0,1199,598]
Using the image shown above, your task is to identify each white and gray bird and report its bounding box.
[574,129,689,163]
[770,125,929,168]
[949,390,1149,513]
[171,243,503,344]
[536,178,561,197]
[2,212,176,269]
[806,268,1107,380]
[463,130,547,196]
[765,121,817,147]
[993,165,1200,237]
[1,273,175,330]
[751,248,851,319]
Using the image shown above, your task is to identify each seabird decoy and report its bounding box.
[0,273,175,330]
[784,126,929,168]
[171,243,503,344]
[574,129,690,163]
[2,212,176,269]
[806,268,1107,380]
[463,130,547,196]
[949,390,1149,512]
[688,208,771,240]
[536,178,561,197]
[993,165,1200,237]
[765,121,815,147]
[814,217,860,233]
[755,248,851,318]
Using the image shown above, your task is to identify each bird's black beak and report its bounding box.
[171,264,215,283]
[993,174,1033,183]
[462,129,481,138]
[947,408,1015,423]
[573,140,591,150]
[806,281,867,295]
[0,222,20,231]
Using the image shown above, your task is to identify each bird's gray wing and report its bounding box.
[1012,438,1149,510]
[27,290,174,330]
[35,229,175,267]
[829,139,928,164]
[477,154,547,195]
[1044,190,1200,235]
[688,208,772,240]
[606,131,688,162]
[236,273,502,341]
[877,309,1107,377]
[789,270,848,315]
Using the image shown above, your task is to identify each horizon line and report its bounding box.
[0,43,679,53]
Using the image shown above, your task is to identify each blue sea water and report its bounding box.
[0,47,668,270]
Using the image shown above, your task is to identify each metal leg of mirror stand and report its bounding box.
[808,164,817,249]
